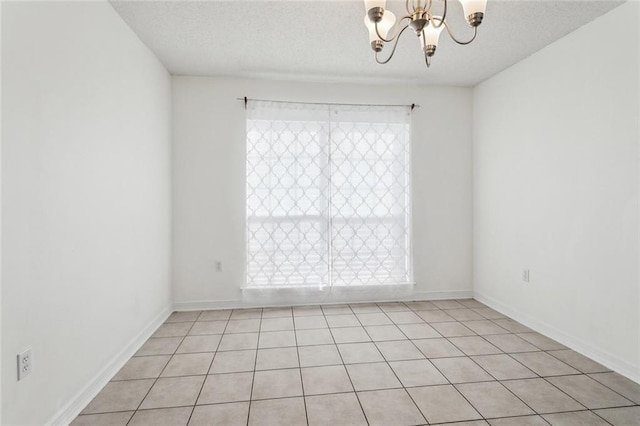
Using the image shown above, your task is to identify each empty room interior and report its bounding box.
[1,0,639,425]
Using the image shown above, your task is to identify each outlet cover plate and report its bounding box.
[17,348,32,381]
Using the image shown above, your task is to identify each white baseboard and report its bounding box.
[47,305,173,426]
[415,290,474,301]
[173,289,474,311]
[474,292,640,384]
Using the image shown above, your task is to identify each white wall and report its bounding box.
[0,2,3,422]
[172,77,473,308]
[473,2,639,381]
[1,2,172,424]
[638,0,640,389]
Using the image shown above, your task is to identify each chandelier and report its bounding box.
[363,0,487,68]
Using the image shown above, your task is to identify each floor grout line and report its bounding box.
[292,311,310,425]
[246,308,264,426]
[124,312,203,425]
[325,304,371,426]
[380,303,495,424]
[355,303,428,424]
[185,311,229,425]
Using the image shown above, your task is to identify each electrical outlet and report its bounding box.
[17,348,32,381]
[216,261,222,272]
[522,269,530,283]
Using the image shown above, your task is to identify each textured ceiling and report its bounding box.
[110,0,622,87]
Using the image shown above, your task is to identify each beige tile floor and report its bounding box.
[72,299,640,425]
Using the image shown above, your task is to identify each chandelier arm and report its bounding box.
[445,22,478,45]
[431,0,447,28]
[375,15,411,43]
[405,0,411,14]
[375,24,410,64]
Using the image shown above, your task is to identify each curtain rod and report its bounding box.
[238,97,419,111]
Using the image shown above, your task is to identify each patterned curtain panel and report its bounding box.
[245,100,412,289]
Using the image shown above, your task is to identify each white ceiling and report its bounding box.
[110,0,622,87]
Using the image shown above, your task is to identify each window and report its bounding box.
[245,101,412,289]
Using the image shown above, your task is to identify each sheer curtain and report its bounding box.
[245,100,413,291]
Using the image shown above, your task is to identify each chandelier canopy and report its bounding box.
[363,0,487,68]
